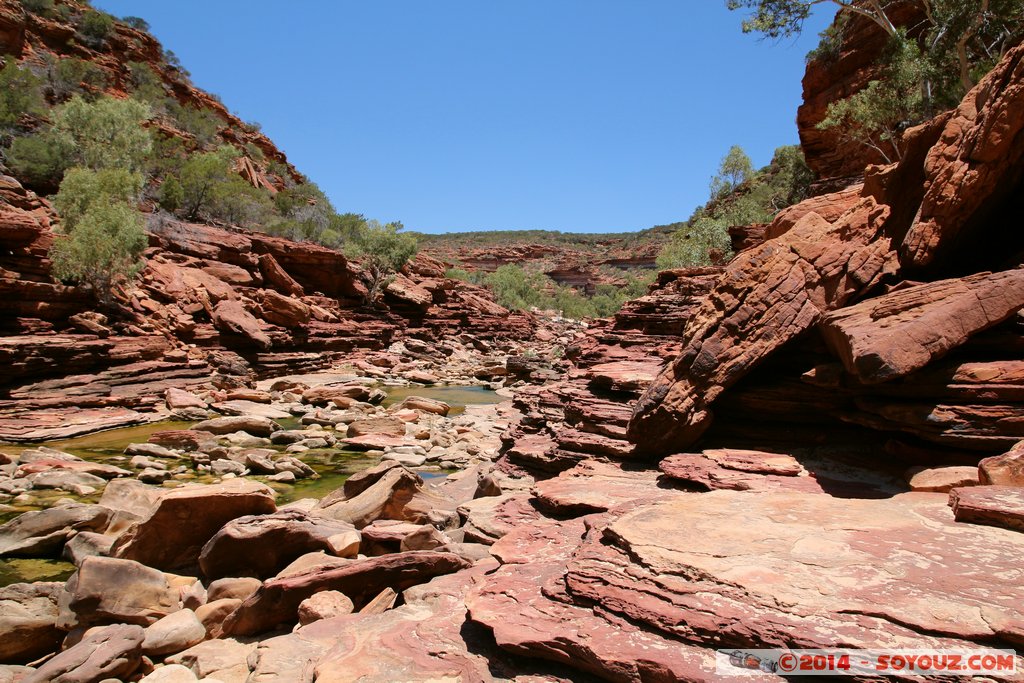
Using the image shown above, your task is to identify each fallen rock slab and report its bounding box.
[0,504,111,558]
[199,509,358,580]
[190,415,280,437]
[220,551,471,636]
[819,269,1024,383]
[950,485,1024,532]
[57,556,182,629]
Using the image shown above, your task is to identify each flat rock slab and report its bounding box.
[532,460,663,515]
[24,623,144,683]
[457,493,541,545]
[210,400,292,420]
[569,489,1024,650]
[950,485,1024,532]
[466,517,744,682]
[819,269,1024,383]
[0,407,152,442]
[0,504,111,558]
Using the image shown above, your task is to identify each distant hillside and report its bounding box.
[416,222,681,294]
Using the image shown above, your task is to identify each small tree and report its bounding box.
[709,145,754,200]
[656,215,733,270]
[53,167,142,230]
[49,201,147,306]
[346,220,418,305]
[78,10,115,48]
[121,16,150,31]
[51,95,153,172]
[0,62,47,130]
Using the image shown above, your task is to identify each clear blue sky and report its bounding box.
[94,1,836,234]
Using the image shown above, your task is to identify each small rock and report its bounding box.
[142,609,207,657]
[297,590,353,625]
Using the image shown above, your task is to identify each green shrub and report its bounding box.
[48,57,109,100]
[49,95,152,171]
[53,167,142,230]
[656,216,732,270]
[167,100,221,146]
[121,16,149,31]
[175,146,273,225]
[20,0,55,17]
[158,175,183,212]
[0,62,47,129]
[49,200,147,304]
[78,10,115,48]
[126,62,166,109]
[7,132,72,186]
[345,220,418,304]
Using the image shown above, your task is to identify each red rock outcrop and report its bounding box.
[629,42,1024,455]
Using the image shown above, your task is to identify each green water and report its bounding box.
[381,385,504,415]
[0,384,503,585]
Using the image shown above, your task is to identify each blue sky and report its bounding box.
[94,1,836,234]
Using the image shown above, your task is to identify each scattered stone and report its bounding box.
[0,504,111,558]
[191,415,280,437]
[57,556,181,629]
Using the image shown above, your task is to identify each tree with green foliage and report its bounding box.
[709,145,754,200]
[49,201,147,305]
[817,33,926,162]
[656,216,732,270]
[121,16,150,31]
[49,168,147,304]
[485,264,547,311]
[46,57,109,101]
[52,167,142,230]
[345,220,418,305]
[729,0,1024,157]
[174,146,273,225]
[0,61,47,130]
[78,10,115,48]
[50,95,153,172]
[167,100,222,146]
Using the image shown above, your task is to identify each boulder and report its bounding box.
[393,396,450,416]
[979,441,1024,486]
[297,590,354,626]
[0,582,63,664]
[260,290,310,328]
[57,556,181,629]
[458,493,541,545]
[905,466,979,493]
[110,480,277,571]
[138,664,200,682]
[165,388,207,411]
[0,504,111,558]
[346,416,406,438]
[199,510,358,580]
[190,415,280,437]
[258,253,304,297]
[165,637,256,682]
[23,624,144,683]
[212,299,272,350]
[316,466,425,528]
[207,577,261,603]
[141,609,207,657]
[220,551,471,636]
[62,531,115,565]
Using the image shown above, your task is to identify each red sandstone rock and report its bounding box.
[980,440,1024,486]
[199,510,357,580]
[819,269,1024,384]
[212,299,272,350]
[902,42,1024,269]
[949,485,1024,532]
[259,290,310,328]
[220,551,471,636]
[110,480,277,571]
[24,623,145,683]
